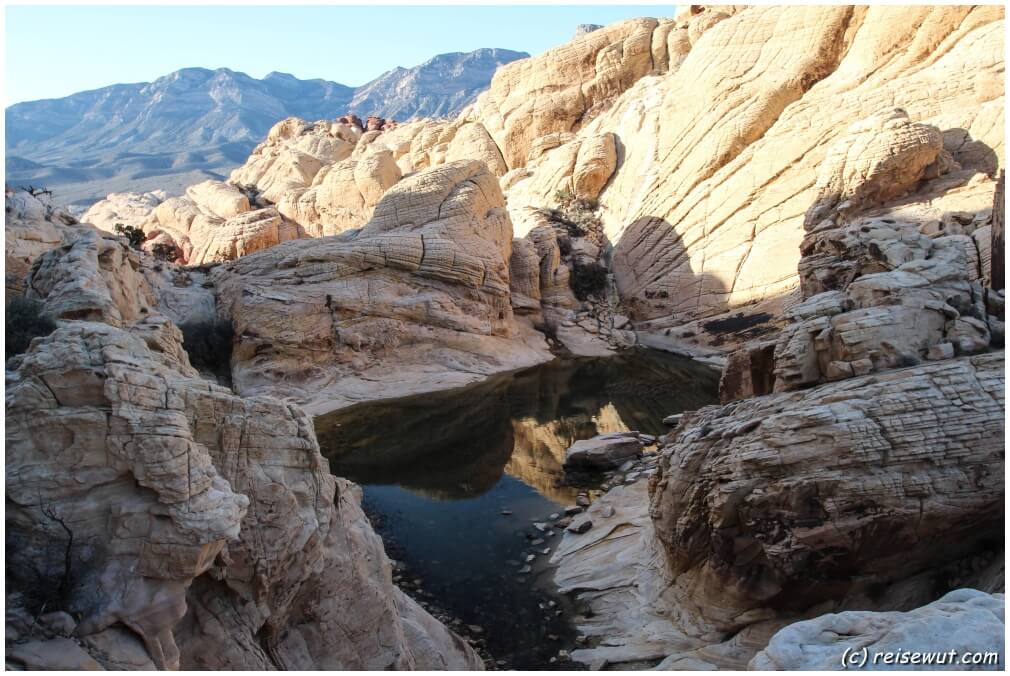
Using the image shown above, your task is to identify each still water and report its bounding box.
[315,348,720,668]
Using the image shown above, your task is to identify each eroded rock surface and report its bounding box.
[651,352,1004,632]
[5,319,481,670]
[214,160,552,413]
[81,190,166,233]
[751,589,1005,670]
[5,186,79,299]
[26,229,158,326]
[6,204,482,670]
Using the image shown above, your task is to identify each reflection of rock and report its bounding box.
[751,589,1005,670]
[317,375,515,500]
[318,350,720,503]
[506,418,586,504]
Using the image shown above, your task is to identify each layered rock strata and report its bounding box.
[5,225,482,670]
[212,160,553,413]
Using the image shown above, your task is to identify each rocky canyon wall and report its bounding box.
[5,189,482,670]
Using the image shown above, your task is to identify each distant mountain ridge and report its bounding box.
[5,48,528,205]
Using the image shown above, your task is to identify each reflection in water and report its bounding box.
[317,348,720,500]
[314,348,720,667]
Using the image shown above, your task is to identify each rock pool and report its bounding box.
[315,348,720,668]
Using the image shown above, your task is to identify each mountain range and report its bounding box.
[5,48,527,206]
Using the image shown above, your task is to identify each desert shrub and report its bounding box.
[179,318,234,379]
[543,188,602,238]
[6,297,57,360]
[20,185,53,199]
[235,183,269,207]
[570,262,608,301]
[114,223,146,249]
[555,186,575,210]
[151,242,179,262]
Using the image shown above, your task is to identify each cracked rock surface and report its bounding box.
[5,225,482,670]
[213,159,553,413]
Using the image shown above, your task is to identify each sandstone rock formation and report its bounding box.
[62,6,1006,351]
[544,7,1004,669]
[229,117,360,204]
[751,589,1005,670]
[5,186,79,299]
[187,207,300,265]
[469,18,665,170]
[184,180,250,220]
[491,5,1002,346]
[213,160,553,413]
[81,190,166,233]
[25,228,158,326]
[276,151,402,237]
[6,215,482,669]
[6,6,1006,671]
[6,318,481,670]
[564,431,642,471]
[651,352,1004,633]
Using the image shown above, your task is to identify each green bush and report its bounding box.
[114,223,146,249]
[544,188,601,238]
[179,319,233,378]
[570,262,608,301]
[6,297,57,360]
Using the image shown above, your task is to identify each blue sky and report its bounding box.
[5,5,666,105]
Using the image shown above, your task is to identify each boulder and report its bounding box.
[750,589,1005,670]
[213,160,552,413]
[81,190,165,233]
[184,180,250,220]
[276,151,402,237]
[26,228,158,326]
[572,133,617,199]
[564,432,643,470]
[229,117,357,203]
[650,352,1004,632]
[187,207,297,265]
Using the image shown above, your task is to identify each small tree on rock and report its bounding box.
[114,223,146,249]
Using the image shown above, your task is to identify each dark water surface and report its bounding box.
[315,348,720,668]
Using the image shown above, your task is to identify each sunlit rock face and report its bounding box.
[490,5,1003,343]
[212,160,554,415]
[537,6,1004,669]
[63,6,1003,356]
[5,186,79,300]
